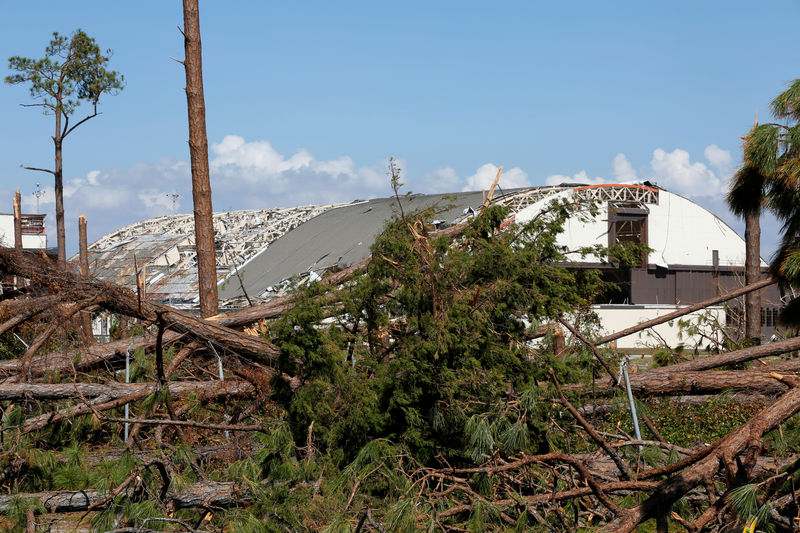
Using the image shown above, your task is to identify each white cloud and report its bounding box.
[650,148,723,197]
[417,166,461,193]
[612,153,638,182]
[703,144,732,171]
[14,136,406,254]
[86,170,101,186]
[210,135,314,184]
[18,160,193,254]
[15,135,741,258]
[544,170,605,186]
[463,163,530,191]
[312,156,357,178]
[207,135,391,202]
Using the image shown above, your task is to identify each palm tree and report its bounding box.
[728,123,764,343]
[728,78,800,327]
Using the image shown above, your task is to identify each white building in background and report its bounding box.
[514,184,781,348]
[0,211,48,296]
[0,212,47,250]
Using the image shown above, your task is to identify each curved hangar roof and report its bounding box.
[513,184,762,269]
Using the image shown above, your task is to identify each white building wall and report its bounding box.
[513,187,761,268]
[21,234,47,248]
[0,215,14,248]
[512,185,750,350]
[592,305,725,349]
[647,191,762,268]
[0,214,47,249]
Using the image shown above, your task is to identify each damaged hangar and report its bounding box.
[81,183,784,347]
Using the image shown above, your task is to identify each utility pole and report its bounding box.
[166,192,180,214]
[182,0,218,317]
[33,183,43,214]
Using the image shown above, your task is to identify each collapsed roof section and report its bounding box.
[83,205,343,308]
[217,191,488,302]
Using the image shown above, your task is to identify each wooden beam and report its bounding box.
[481,166,503,208]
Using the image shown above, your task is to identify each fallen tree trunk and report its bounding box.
[0,248,279,363]
[59,442,260,465]
[581,359,800,397]
[603,381,800,531]
[579,453,788,481]
[17,299,96,382]
[0,295,62,336]
[0,481,247,513]
[0,294,62,317]
[595,277,776,346]
[102,296,278,363]
[21,379,254,433]
[649,335,800,374]
[0,379,253,401]
[0,331,183,379]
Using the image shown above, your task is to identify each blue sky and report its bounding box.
[1,1,797,256]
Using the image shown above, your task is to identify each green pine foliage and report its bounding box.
[267,200,607,466]
[209,197,638,529]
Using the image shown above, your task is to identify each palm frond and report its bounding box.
[770,78,800,121]
[727,164,766,216]
[745,124,782,176]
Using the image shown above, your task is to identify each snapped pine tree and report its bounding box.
[182,0,218,317]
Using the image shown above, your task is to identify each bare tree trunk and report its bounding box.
[0,248,279,363]
[183,0,218,318]
[79,214,94,344]
[0,330,182,379]
[13,190,22,254]
[584,364,800,397]
[745,212,761,343]
[0,481,247,514]
[0,379,252,402]
[54,106,66,269]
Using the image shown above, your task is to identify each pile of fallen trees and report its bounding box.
[0,221,799,532]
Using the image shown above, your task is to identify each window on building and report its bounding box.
[726,306,742,327]
[608,203,648,267]
[761,307,780,328]
[614,219,644,246]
